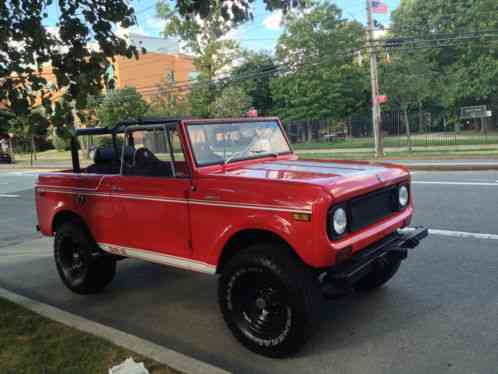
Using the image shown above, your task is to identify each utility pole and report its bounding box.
[366,0,383,157]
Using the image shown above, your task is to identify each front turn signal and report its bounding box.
[292,213,312,222]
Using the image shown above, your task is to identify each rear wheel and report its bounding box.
[354,256,402,292]
[54,221,116,294]
[218,245,319,357]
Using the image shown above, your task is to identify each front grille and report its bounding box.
[349,186,398,232]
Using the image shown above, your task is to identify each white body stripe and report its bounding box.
[36,187,312,214]
[99,243,216,274]
[37,176,106,191]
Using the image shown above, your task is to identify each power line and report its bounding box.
[93,32,498,102]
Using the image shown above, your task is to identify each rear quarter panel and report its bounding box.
[35,173,117,244]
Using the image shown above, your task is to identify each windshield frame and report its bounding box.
[184,118,294,168]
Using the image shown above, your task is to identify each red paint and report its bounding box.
[35,117,413,272]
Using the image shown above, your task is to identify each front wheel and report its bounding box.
[54,221,116,294]
[218,245,319,357]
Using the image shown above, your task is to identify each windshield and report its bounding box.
[187,121,291,166]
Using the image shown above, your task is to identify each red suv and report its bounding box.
[35,117,427,357]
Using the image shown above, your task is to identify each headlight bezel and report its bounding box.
[328,204,349,239]
[397,184,410,209]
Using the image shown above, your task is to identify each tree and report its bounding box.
[381,51,437,150]
[211,86,252,118]
[271,3,369,122]
[158,0,241,81]
[390,0,498,129]
[96,87,148,127]
[1,0,140,121]
[231,51,277,116]
[148,80,191,117]
[8,110,49,164]
[165,1,308,26]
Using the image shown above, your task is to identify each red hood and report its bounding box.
[221,159,410,198]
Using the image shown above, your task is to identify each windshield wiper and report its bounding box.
[224,128,278,165]
[224,135,261,165]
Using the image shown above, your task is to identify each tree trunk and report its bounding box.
[30,134,36,166]
[403,109,412,152]
[417,102,423,133]
[481,117,487,134]
[307,120,312,143]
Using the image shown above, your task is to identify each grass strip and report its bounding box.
[0,297,179,374]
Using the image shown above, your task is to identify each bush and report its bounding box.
[95,136,123,149]
[53,135,71,151]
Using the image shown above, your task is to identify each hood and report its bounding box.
[223,159,409,197]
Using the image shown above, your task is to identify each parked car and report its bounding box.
[0,136,11,163]
[0,151,11,163]
[35,117,427,357]
[322,132,347,142]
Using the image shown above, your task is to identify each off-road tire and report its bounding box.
[54,221,116,294]
[354,256,402,292]
[218,244,320,358]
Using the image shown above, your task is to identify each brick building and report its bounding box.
[108,33,195,101]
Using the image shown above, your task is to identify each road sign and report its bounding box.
[460,105,488,119]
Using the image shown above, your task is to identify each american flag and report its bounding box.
[371,1,389,14]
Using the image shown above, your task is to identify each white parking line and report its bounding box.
[403,227,498,240]
[0,253,52,258]
[0,194,19,198]
[412,181,498,186]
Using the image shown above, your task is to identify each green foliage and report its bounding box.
[231,51,277,115]
[390,0,498,113]
[211,86,253,118]
[148,80,191,117]
[381,51,437,111]
[95,136,123,149]
[158,1,241,80]
[169,1,306,27]
[8,110,50,152]
[270,2,369,121]
[96,87,148,127]
[0,0,139,119]
[187,80,215,118]
[53,135,71,152]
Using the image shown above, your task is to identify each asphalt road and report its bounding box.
[1,169,498,373]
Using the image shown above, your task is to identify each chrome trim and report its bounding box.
[36,188,312,214]
[99,243,216,274]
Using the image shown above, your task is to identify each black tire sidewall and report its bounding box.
[54,221,115,294]
[219,245,317,357]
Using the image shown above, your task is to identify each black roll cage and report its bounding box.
[70,117,183,173]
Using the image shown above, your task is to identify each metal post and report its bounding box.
[366,0,384,157]
[8,135,14,162]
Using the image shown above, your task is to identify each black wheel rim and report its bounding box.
[57,236,88,286]
[229,267,292,344]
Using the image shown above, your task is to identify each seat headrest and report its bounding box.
[94,146,135,164]
[94,147,116,164]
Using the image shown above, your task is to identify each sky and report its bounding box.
[43,0,401,52]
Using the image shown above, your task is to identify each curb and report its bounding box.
[0,287,231,374]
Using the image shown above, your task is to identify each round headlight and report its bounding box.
[399,185,409,207]
[332,207,348,235]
